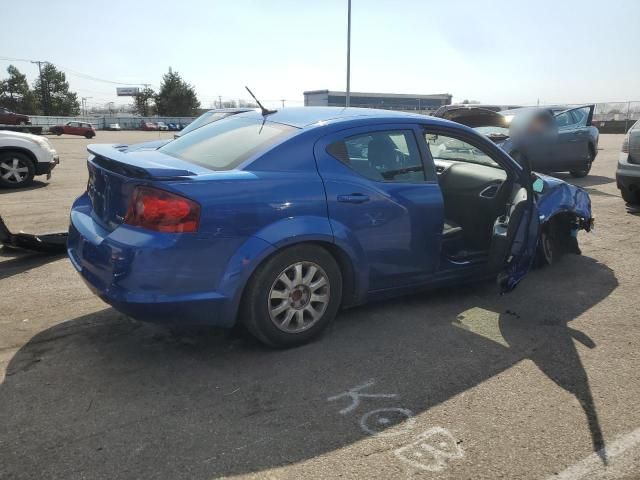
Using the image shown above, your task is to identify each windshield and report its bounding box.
[426,134,501,168]
[159,117,295,170]
[180,111,234,136]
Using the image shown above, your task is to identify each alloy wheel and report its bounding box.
[268,261,330,333]
[0,158,30,184]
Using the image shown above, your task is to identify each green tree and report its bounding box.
[131,87,156,116]
[0,65,37,114]
[155,68,200,116]
[32,63,80,116]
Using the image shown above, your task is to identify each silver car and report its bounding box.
[616,119,640,204]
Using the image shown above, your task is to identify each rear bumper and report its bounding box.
[67,194,261,327]
[616,154,640,192]
[35,155,59,176]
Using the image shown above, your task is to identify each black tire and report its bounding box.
[0,151,35,188]
[85,133,94,139]
[570,150,594,178]
[536,226,559,267]
[240,244,342,348]
[621,188,639,205]
[18,120,27,126]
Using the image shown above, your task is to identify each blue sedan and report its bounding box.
[68,107,593,347]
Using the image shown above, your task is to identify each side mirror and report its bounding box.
[532,178,544,193]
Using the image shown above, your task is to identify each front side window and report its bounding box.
[327,130,425,182]
[160,117,295,170]
[426,132,501,169]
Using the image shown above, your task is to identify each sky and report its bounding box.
[1,0,639,110]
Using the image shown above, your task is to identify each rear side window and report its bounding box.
[160,117,295,170]
[327,130,425,182]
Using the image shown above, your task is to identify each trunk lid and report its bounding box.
[86,144,210,231]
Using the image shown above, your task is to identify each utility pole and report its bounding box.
[81,97,92,119]
[31,60,48,116]
[218,95,223,109]
[280,99,286,109]
[346,0,351,107]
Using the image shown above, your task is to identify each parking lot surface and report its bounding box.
[1,132,639,479]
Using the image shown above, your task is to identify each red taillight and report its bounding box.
[124,186,200,233]
[622,136,629,153]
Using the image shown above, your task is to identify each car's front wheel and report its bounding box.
[241,244,342,348]
[570,150,594,178]
[0,152,35,188]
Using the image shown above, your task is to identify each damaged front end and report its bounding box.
[535,174,594,255]
[0,214,67,254]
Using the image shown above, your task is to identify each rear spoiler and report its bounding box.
[87,144,199,179]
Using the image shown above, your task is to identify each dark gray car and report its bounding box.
[616,119,640,204]
[436,105,599,177]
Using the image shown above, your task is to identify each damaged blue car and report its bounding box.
[67,107,593,348]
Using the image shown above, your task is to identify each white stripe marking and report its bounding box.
[549,427,640,480]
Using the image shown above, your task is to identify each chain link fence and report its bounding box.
[26,115,197,131]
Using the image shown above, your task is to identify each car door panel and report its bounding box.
[314,124,444,291]
[551,107,593,170]
[423,125,540,292]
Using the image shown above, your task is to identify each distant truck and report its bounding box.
[0,107,44,134]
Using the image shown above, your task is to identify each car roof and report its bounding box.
[233,106,434,129]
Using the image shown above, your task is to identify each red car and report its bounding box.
[0,107,30,125]
[50,121,96,138]
[140,122,158,131]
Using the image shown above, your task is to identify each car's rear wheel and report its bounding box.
[621,187,639,205]
[85,133,93,139]
[570,150,593,178]
[0,152,35,188]
[241,244,342,348]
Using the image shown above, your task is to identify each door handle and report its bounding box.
[337,193,370,204]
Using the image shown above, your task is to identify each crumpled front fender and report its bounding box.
[535,174,593,226]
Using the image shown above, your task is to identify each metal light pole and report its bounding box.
[346,0,351,107]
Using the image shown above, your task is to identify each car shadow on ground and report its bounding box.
[554,174,615,189]
[0,255,617,479]
[0,180,49,194]
[0,249,65,281]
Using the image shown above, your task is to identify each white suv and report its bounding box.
[0,130,59,188]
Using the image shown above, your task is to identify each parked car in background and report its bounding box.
[0,130,59,188]
[167,123,180,131]
[68,107,593,348]
[156,122,169,131]
[107,123,121,131]
[50,121,96,139]
[616,119,640,204]
[436,105,599,177]
[140,122,158,131]
[434,104,523,116]
[0,107,30,125]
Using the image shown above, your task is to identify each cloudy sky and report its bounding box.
[1,0,638,109]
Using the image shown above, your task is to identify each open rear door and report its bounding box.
[487,163,540,294]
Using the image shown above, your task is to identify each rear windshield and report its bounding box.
[180,111,233,136]
[159,117,295,170]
